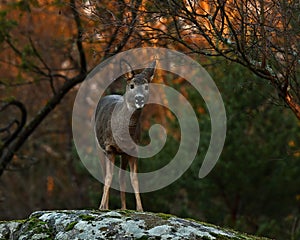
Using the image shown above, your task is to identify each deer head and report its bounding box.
[121,61,156,111]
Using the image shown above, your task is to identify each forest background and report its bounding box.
[0,1,300,239]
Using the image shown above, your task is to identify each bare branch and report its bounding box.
[0,72,86,176]
[70,0,87,74]
[0,100,27,156]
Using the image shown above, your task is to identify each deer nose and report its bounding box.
[135,95,145,108]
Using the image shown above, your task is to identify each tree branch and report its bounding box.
[70,0,87,74]
[0,73,86,176]
[0,100,27,150]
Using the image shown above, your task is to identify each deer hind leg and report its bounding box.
[99,152,115,210]
[128,156,143,211]
[119,155,129,210]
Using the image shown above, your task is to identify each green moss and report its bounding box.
[23,217,54,239]
[26,217,47,230]
[65,221,77,231]
[156,213,174,220]
[184,217,216,227]
[0,219,26,224]
[117,209,136,215]
[79,214,95,221]
[95,209,110,213]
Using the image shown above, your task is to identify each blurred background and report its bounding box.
[0,1,300,239]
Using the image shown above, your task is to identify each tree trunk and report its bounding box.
[284,93,300,120]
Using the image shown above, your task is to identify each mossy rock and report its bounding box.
[0,210,271,240]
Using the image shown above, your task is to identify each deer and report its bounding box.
[94,60,156,211]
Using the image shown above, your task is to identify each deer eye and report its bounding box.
[144,85,149,90]
[130,84,134,89]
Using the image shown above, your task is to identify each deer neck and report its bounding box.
[117,100,142,127]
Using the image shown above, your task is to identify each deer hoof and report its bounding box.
[136,207,143,212]
[99,205,108,210]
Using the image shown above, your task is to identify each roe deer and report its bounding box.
[95,60,156,211]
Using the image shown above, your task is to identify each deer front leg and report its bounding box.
[119,155,129,210]
[128,156,143,211]
[99,153,115,210]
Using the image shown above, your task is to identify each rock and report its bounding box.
[0,210,270,240]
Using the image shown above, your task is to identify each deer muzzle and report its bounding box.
[135,94,145,109]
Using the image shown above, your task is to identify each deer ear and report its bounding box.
[143,61,156,82]
[120,59,134,80]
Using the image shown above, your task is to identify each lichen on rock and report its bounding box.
[0,210,270,240]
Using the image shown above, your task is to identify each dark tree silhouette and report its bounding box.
[0,0,142,175]
[137,0,300,119]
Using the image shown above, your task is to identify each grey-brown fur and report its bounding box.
[95,61,156,211]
